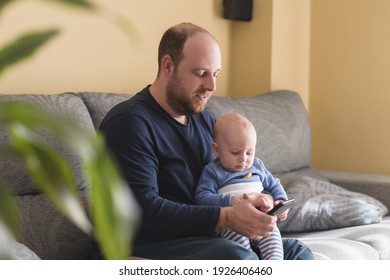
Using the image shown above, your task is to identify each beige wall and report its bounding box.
[0,0,231,96]
[229,0,310,107]
[271,0,310,109]
[228,0,273,97]
[309,0,390,175]
[2,0,390,175]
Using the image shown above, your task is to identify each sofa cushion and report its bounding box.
[13,241,41,260]
[284,217,390,259]
[0,93,95,195]
[206,90,311,173]
[79,92,133,129]
[278,176,388,232]
[298,238,380,260]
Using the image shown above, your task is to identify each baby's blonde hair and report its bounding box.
[213,113,256,144]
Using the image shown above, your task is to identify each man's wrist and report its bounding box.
[216,207,229,231]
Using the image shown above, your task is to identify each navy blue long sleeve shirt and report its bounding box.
[100,86,219,246]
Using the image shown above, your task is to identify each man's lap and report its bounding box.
[133,236,314,260]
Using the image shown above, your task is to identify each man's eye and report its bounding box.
[195,71,207,77]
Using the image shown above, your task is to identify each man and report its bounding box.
[100,22,314,260]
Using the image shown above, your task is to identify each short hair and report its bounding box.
[157,22,214,75]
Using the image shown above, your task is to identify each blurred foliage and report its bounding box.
[0,102,140,259]
[0,188,20,259]
[0,29,59,76]
[0,0,140,260]
[0,0,138,76]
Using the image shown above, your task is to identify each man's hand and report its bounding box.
[242,193,274,213]
[217,199,277,240]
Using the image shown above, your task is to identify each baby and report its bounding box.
[195,113,290,260]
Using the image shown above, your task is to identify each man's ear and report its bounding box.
[212,142,219,157]
[161,55,174,78]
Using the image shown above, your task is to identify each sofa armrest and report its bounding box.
[318,169,390,210]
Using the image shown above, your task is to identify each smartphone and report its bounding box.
[267,198,296,216]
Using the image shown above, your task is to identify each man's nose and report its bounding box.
[204,75,217,92]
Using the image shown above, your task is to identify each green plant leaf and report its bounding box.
[86,133,140,259]
[0,188,19,237]
[0,29,59,76]
[47,0,95,10]
[0,0,12,14]
[0,188,19,260]
[0,102,140,259]
[97,8,140,45]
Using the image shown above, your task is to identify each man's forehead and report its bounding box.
[181,34,221,68]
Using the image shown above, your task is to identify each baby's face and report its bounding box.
[214,132,256,173]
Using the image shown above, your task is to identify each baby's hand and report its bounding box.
[231,196,245,205]
[243,193,273,213]
[274,200,289,221]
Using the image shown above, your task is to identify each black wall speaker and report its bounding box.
[223,0,253,22]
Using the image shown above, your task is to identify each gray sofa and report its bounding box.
[1,90,390,260]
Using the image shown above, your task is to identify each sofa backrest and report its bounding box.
[80,90,311,175]
[206,90,311,174]
[0,93,95,195]
[79,92,133,129]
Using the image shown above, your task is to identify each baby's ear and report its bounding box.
[212,142,219,157]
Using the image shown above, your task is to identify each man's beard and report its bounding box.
[166,75,210,116]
